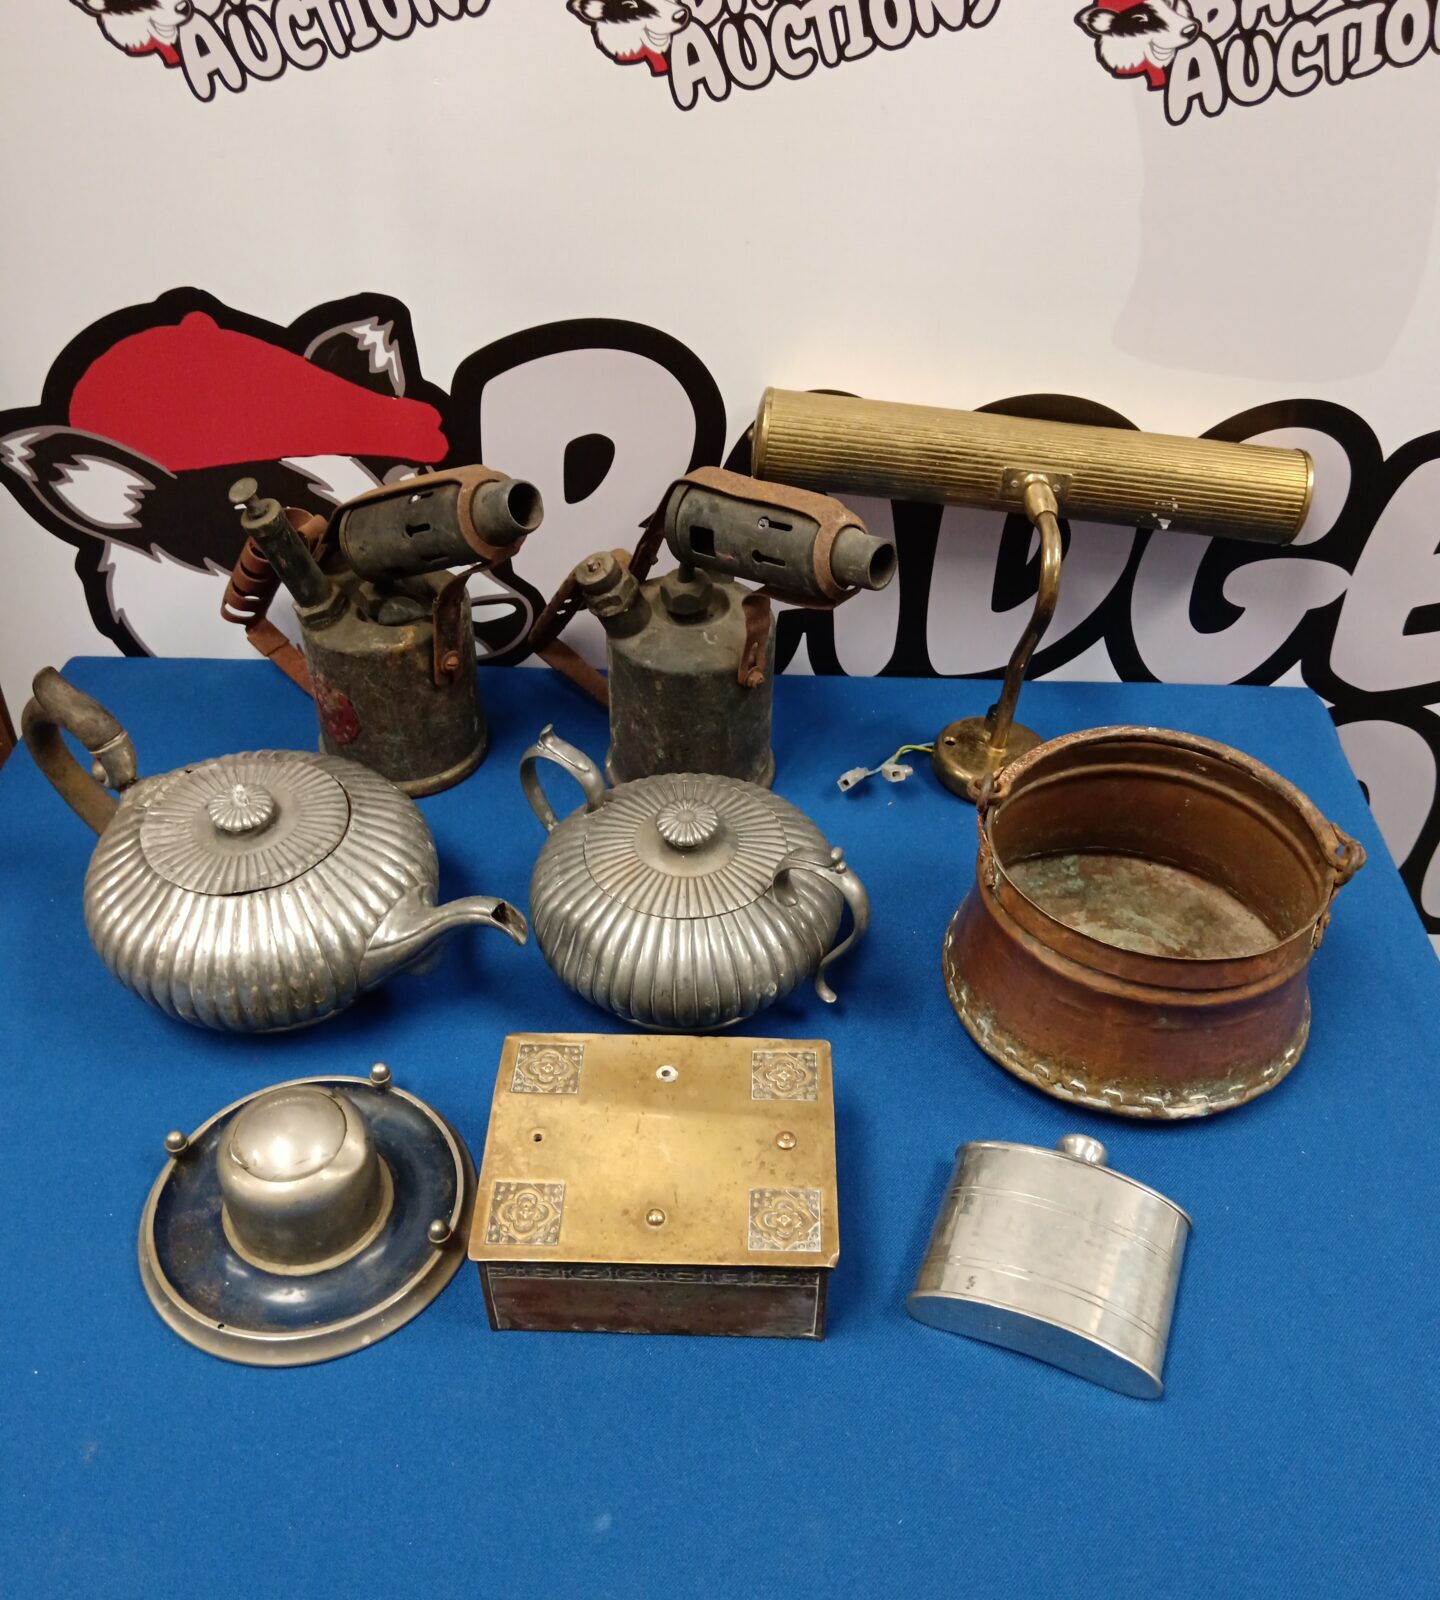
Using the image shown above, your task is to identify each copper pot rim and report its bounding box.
[976,724,1365,988]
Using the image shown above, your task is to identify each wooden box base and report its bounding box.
[480,1262,829,1339]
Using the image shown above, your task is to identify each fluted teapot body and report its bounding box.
[23,669,526,1033]
[521,727,869,1031]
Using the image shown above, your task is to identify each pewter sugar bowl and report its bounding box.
[23,668,528,1032]
[520,726,869,1030]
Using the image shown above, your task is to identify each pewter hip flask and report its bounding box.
[907,1134,1190,1399]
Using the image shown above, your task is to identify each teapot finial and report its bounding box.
[207,782,277,837]
[656,801,720,852]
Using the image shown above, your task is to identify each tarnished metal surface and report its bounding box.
[753,387,1314,542]
[301,568,485,796]
[1006,853,1278,959]
[220,503,327,693]
[22,667,136,833]
[753,389,1315,804]
[580,555,777,787]
[664,467,894,602]
[22,669,528,1033]
[946,955,1312,1120]
[138,1068,475,1366]
[527,513,671,707]
[469,1032,838,1338]
[944,724,1365,1119]
[334,466,540,580]
[931,478,1062,798]
[226,471,543,796]
[571,469,892,786]
[520,728,869,1032]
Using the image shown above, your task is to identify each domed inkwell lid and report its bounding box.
[521,727,871,1031]
[138,1065,473,1366]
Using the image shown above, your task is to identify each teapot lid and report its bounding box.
[140,754,351,894]
[584,773,795,918]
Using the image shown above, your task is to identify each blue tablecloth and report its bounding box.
[2,660,1433,1599]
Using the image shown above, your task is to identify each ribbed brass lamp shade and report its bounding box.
[752,385,1314,800]
[752,388,1312,543]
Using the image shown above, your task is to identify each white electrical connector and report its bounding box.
[837,744,933,793]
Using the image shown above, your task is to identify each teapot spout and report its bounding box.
[359,887,529,988]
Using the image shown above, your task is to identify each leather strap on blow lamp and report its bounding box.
[220,508,330,696]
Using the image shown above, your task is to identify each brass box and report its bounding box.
[468,1033,839,1339]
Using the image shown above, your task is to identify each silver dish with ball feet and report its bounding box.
[138,1065,473,1366]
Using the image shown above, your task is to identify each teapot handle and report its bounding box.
[519,725,608,833]
[772,846,870,1005]
[21,668,139,835]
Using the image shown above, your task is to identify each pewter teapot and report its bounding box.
[23,669,528,1032]
[521,727,869,1031]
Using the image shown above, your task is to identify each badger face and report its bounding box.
[76,0,193,16]
[74,0,194,29]
[1076,0,1201,60]
[569,0,692,48]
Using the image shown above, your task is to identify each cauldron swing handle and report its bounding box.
[1312,823,1367,949]
[21,668,139,835]
[772,847,871,1005]
[1328,827,1367,887]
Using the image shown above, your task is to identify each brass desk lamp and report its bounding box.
[752,388,1312,798]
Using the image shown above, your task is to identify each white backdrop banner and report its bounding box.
[3,1,1439,944]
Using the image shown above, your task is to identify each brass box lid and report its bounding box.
[468,1034,838,1271]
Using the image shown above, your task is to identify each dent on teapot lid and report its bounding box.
[583,773,797,917]
[140,754,351,894]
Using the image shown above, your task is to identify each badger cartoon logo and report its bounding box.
[1075,0,1200,90]
[0,290,545,664]
[70,0,200,69]
[568,0,692,76]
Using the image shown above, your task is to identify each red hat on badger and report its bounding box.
[68,312,447,472]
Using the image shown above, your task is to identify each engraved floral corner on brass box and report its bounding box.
[485,1181,566,1247]
[750,1048,818,1102]
[510,1042,583,1095]
[748,1187,822,1253]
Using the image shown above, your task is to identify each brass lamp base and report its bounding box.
[932,716,1043,800]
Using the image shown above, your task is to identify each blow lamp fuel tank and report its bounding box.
[573,467,895,787]
[228,466,543,796]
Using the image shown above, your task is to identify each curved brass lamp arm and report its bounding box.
[983,480,1064,766]
[932,476,1065,802]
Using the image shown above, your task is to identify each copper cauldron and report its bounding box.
[943,726,1365,1119]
